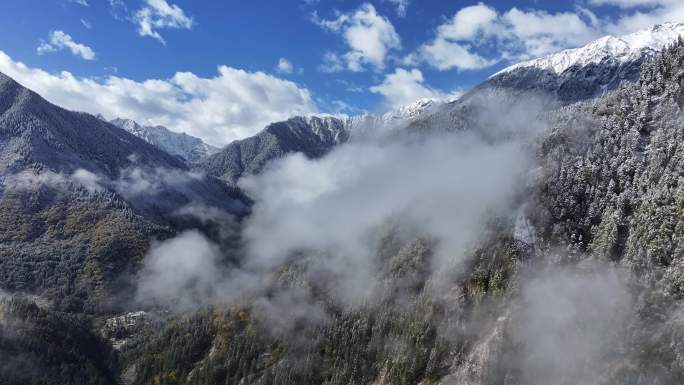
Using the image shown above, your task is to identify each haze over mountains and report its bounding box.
[1,22,684,385]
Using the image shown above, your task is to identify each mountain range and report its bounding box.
[0,71,247,312]
[198,22,684,186]
[1,22,684,385]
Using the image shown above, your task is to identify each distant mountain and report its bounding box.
[345,98,443,133]
[200,22,684,188]
[483,22,684,103]
[109,118,219,162]
[0,73,185,177]
[0,71,247,312]
[197,100,442,185]
[199,115,348,185]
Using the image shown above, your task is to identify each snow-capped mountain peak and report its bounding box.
[381,98,441,122]
[109,118,219,162]
[495,22,684,76]
[344,98,444,134]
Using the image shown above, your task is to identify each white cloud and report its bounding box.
[70,0,89,6]
[408,3,600,71]
[314,3,401,72]
[602,1,684,35]
[413,38,497,71]
[370,68,460,109]
[240,101,539,303]
[136,230,226,310]
[409,0,684,72]
[513,266,632,385]
[318,51,346,73]
[387,0,410,17]
[71,169,103,193]
[133,0,194,44]
[3,169,103,194]
[80,19,92,29]
[501,8,600,58]
[437,3,499,41]
[276,58,294,74]
[0,51,318,146]
[36,30,95,60]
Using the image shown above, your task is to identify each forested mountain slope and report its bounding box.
[0,72,248,312]
[198,116,348,185]
[113,38,684,385]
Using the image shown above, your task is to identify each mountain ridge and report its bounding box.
[495,22,684,76]
[109,118,219,162]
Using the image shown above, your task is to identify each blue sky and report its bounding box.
[0,0,682,146]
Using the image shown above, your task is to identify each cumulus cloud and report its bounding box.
[276,58,294,74]
[36,31,95,60]
[602,1,684,35]
[409,0,684,71]
[133,0,194,44]
[370,68,460,109]
[406,3,502,71]
[437,2,500,41]
[314,3,401,72]
[408,2,600,71]
[501,8,601,58]
[0,51,318,146]
[407,38,497,71]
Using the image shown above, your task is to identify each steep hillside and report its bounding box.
[0,72,248,312]
[0,73,185,177]
[0,297,117,385]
